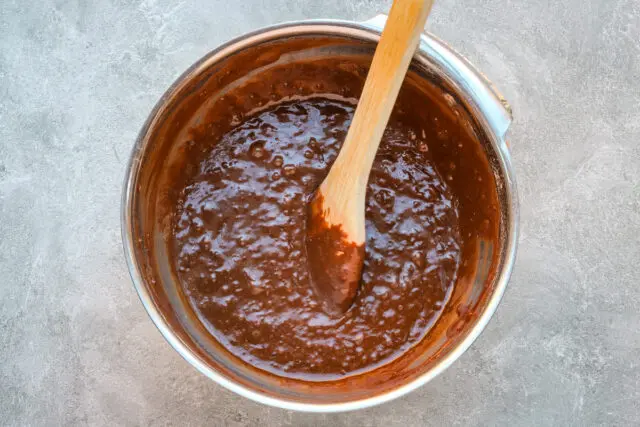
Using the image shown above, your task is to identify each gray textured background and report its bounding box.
[1,0,639,425]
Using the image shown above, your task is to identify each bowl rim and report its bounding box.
[121,18,519,413]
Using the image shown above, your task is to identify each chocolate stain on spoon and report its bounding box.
[306,193,365,314]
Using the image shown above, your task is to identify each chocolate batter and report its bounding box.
[171,95,467,378]
[152,38,500,381]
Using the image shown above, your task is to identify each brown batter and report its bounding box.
[171,96,466,379]
[159,43,500,381]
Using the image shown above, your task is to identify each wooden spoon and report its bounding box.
[306,0,435,313]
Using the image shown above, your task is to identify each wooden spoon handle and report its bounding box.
[318,0,434,242]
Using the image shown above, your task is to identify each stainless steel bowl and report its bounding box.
[122,15,518,412]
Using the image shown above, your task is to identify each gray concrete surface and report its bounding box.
[1,0,639,425]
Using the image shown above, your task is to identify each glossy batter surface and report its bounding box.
[171,97,462,378]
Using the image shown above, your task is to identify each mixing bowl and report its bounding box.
[122,15,518,412]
